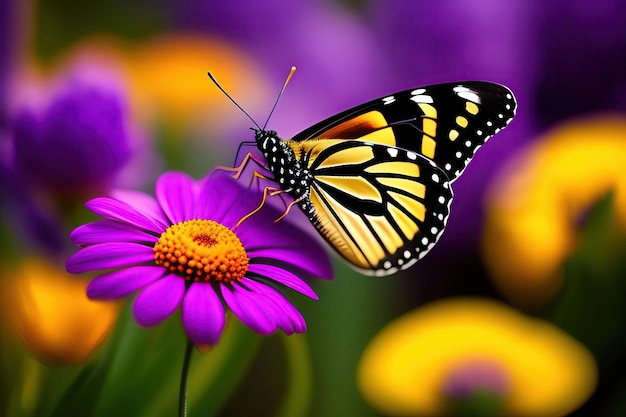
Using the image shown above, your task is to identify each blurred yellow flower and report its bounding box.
[33,34,270,131]
[358,297,597,417]
[1,257,120,365]
[125,35,269,128]
[482,115,626,307]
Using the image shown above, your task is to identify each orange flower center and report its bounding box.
[153,219,248,283]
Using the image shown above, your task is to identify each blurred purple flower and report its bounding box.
[66,171,333,347]
[12,70,132,196]
[0,0,20,130]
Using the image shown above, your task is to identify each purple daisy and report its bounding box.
[66,170,333,347]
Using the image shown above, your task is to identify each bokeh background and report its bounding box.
[1,0,626,416]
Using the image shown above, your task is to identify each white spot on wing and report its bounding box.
[455,88,481,103]
[410,95,434,104]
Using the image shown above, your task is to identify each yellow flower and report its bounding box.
[1,257,120,365]
[358,297,597,417]
[126,35,269,128]
[482,115,626,307]
[51,34,269,130]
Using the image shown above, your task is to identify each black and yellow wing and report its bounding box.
[288,139,452,276]
[291,81,516,181]
[250,80,515,276]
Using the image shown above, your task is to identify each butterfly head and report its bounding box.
[253,128,281,155]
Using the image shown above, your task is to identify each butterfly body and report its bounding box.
[250,81,516,276]
[255,129,314,207]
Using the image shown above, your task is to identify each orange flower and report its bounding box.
[1,257,120,365]
[482,115,626,307]
[358,297,597,417]
[49,34,269,131]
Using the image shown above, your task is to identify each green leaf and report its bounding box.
[548,191,626,365]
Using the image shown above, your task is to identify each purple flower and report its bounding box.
[12,69,132,195]
[66,171,333,347]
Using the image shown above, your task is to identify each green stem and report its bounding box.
[179,340,194,417]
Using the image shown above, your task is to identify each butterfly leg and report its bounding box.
[233,185,284,230]
[212,152,271,180]
[274,195,305,223]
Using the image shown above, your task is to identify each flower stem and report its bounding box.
[179,339,194,417]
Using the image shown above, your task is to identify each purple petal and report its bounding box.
[234,205,334,281]
[194,175,248,225]
[111,189,169,227]
[12,76,131,191]
[249,247,333,280]
[155,171,196,224]
[244,279,306,334]
[247,263,318,299]
[222,280,307,335]
[221,283,276,335]
[87,265,166,299]
[70,220,158,245]
[85,197,167,233]
[132,273,185,326]
[66,242,155,274]
[182,283,225,346]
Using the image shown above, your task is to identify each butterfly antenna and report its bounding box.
[207,71,261,130]
[262,66,296,130]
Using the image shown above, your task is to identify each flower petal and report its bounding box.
[247,263,318,299]
[244,279,306,334]
[155,171,196,224]
[70,220,158,245]
[182,283,225,346]
[111,189,170,226]
[66,242,155,274]
[194,175,247,224]
[87,265,166,299]
[221,283,276,335]
[132,273,185,326]
[222,280,307,336]
[86,197,167,233]
[194,175,332,280]
[234,207,333,280]
[249,247,333,281]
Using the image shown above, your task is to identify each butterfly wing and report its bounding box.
[291,81,516,182]
[290,139,453,276]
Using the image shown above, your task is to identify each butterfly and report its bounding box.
[211,69,516,276]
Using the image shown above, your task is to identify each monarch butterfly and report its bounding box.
[210,68,516,276]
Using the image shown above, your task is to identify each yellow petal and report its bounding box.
[483,115,626,307]
[357,297,597,417]
[1,257,120,365]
